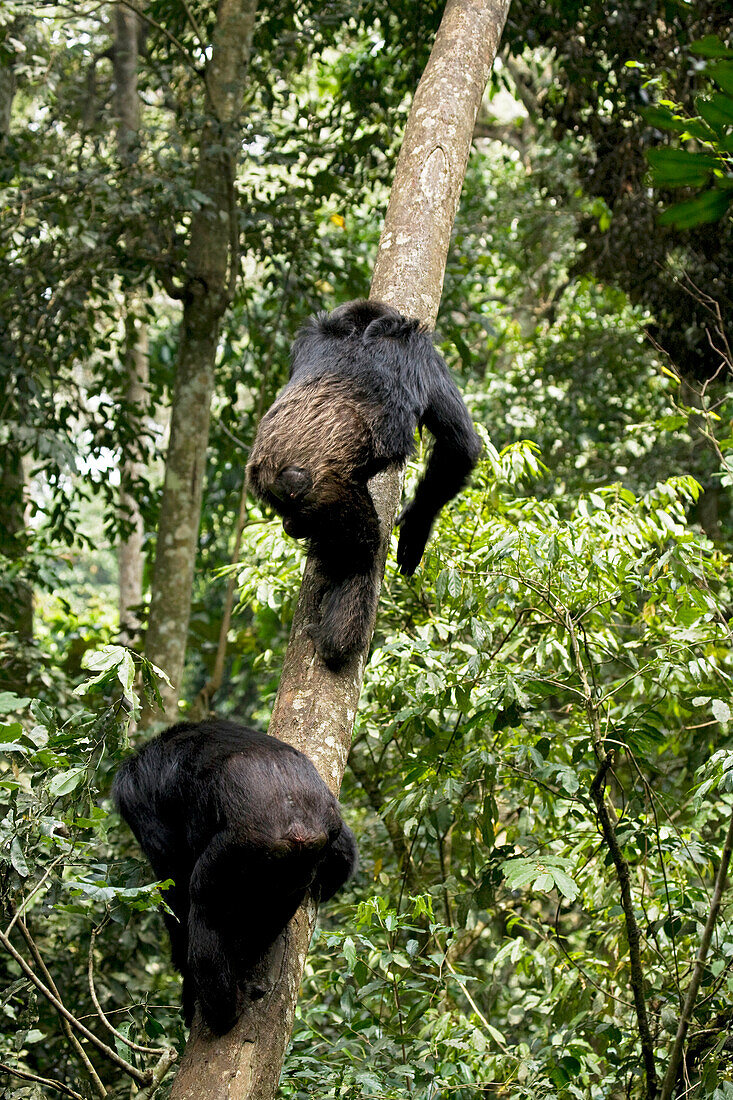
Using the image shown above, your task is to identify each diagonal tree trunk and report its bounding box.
[168,1,511,1095]
[143,0,259,719]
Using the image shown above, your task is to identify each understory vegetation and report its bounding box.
[1,2,732,1098]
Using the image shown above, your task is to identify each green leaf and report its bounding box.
[10,838,28,877]
[342,936,356,970]
[48,768,85,798]
[642,106,691,135]
[115,651,136,696]
[648,147,719,187]
[82,645,128,673]
[658,189,733,228]
[713,700,731,724]
[0,722,23,743]
[710,62,733,96]
[447,568,462,599]
[503,860,541,889]
[697,92,733,133]
[0,693,31,714]
[690,36,733,59]
[552,868,580,901]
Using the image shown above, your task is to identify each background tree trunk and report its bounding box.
[143,0,259,718]
[168,0,511,1095]
[118,313,149,647]
[0,448,32,650]
[0,19,32,692]
[113,0,148,647]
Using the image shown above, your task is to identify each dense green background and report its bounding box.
[1,2,732,1097]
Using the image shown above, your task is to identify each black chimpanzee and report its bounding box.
[113,719,358,1036]
[247,299,482,669]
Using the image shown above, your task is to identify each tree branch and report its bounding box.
[660,806,733,1100]
[0,927,149,1085]
[0,1062,85,1100]
[348,751,421,895]
[590,758,658,1099]
[563,604,657,1097]
[16,916,107,1098]
[88,925,174,1057]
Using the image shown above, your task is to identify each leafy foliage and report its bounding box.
[2,1,733,1098]
[641,37,733,228]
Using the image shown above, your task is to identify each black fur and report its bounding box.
[247,300,481,668]
[113,720,358,1036]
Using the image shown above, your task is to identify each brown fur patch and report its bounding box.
[247,376,375,494]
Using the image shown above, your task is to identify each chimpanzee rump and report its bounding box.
[247,299,482,668]
[113,720,358,1036]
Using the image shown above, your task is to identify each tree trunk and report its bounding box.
[144,0,259,718]
[113,1,149,647]
[168,1,510,1095]
[0,447,32,658]
[0,19,33,691]
[118,313,149,646]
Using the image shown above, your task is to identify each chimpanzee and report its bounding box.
[247,299,482,669]
[113,719,358,1036]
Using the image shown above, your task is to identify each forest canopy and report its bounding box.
[1,2,732,1098]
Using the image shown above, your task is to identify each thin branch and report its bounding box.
[563,607,657,1097]
[659,807,733,1100]
[0,1062,84,1100]
[178,0,207,53]
[627,756,682,997]
[349,752,421,895]
[15,917,107,1098]
[88,926,170,1056]
[137,1048,179,1100]
[0,927,149,1085]
[590,757,658,1099]
[4,854,66,938]
[190,474,249,718]
[444,958,511,1054]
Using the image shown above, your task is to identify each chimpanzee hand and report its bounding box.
[396,503,433,576]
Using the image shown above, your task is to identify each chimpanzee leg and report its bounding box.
[187,833,310,1035]
[308,482,382,667]
[187,834,240,1035]
[308,570,380,668]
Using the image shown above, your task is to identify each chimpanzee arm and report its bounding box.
[397,351,481,576]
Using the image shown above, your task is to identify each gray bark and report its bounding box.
[168,0,510,1095]
[0,448,32,645]
[113,2,140,155]
[144,0,259,718]
[0,20,33,687]
[113,1,149,647]
[0,33,17,137]
[118,313,149,646]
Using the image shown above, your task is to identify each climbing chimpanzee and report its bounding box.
[247,299,482,668]
[113,719,358,1036]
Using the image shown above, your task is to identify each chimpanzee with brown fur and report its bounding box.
[247,300,481,668]
[113,720,358,1036]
